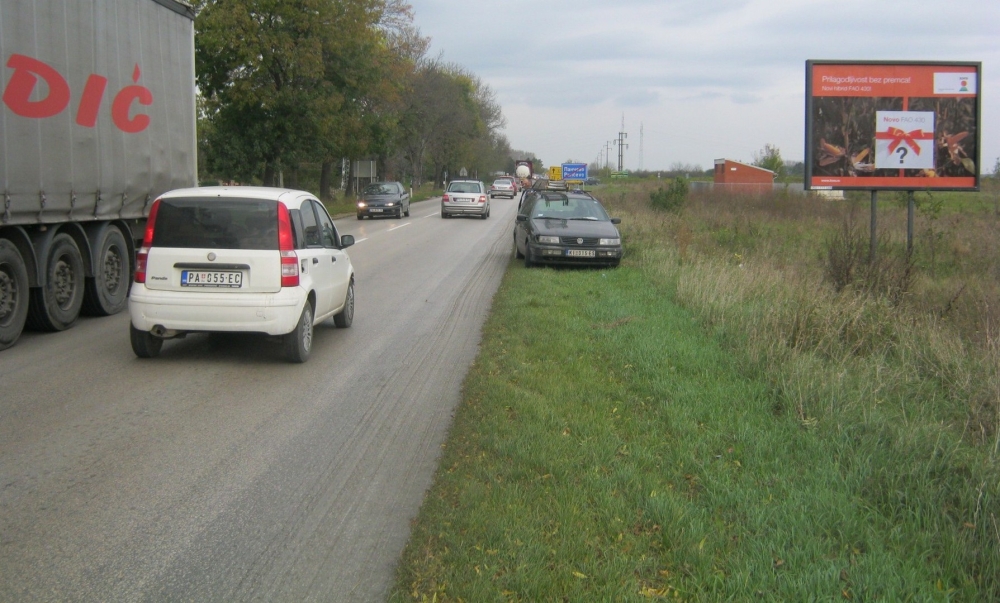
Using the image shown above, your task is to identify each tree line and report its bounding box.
[193,0,513,196]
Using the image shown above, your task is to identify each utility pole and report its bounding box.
[616,114,628,172]
[606,140,614,171]
[639,123,644,172]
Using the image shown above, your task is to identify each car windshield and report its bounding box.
[531,197,610,221]
[152,198,278,250]
[364,183,397,195]
[492,180,510,186]
[447,182,482,193]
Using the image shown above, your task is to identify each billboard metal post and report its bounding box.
[907,191,915,255]
[870,191,878,263]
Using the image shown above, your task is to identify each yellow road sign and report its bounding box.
[548,166,562,181]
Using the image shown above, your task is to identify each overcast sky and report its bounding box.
[407,0,999,174]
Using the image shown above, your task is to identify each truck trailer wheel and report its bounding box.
[82,226,130,316]
[27,233,85,331]
[0,240,30,350]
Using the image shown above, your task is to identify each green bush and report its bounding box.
[649,177,689,212]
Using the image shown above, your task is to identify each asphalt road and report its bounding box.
[0,194,518,601]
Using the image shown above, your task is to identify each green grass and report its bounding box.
[390,182,1000,601]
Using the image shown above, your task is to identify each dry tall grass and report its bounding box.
[603,180,1000,456]
[601,181,1000,592]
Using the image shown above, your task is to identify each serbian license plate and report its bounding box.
[370,208,383,212]
[566,249,596,258]
[181,270,243,287]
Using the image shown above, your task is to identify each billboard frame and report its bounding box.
[805,60,982,192]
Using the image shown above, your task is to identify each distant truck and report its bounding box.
[0,0,197,350]
[514,160,534,190]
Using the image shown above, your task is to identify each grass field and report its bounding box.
[390,181,1000,601]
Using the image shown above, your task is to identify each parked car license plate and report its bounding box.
[370,208,383,212]
[181,270,243,287]
[566,249,596,258]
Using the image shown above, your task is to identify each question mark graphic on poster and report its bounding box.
[896,147,908,164]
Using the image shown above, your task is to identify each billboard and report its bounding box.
[805,60,981,191]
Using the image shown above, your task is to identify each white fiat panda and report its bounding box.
[128,187,355,362]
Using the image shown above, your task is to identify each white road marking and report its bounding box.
[388,223,411,232]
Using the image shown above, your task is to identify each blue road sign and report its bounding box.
[561,163,588,181]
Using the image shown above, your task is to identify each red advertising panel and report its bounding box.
[805,61,981,191]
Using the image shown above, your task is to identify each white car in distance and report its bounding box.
[128,187,355,362]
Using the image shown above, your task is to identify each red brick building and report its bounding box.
[713,159,774,194]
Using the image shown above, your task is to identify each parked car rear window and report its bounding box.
[152,198,278,250]
[448,182,482,193]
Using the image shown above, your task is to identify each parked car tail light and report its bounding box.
[134,198,161,283]
[442,193,450,203]
[277,202,299,287]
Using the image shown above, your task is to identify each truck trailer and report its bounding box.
[0,0,197,350]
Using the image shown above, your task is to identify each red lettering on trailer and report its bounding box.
[75,74,108,127]
[111,65,153,133]
[3,53,152,133]
[2,53,71,118]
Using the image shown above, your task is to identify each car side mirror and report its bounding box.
[516,214,527,222]
[340,234,355,248]
[611,218,621,224]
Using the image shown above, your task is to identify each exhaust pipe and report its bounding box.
[151,325,182,338]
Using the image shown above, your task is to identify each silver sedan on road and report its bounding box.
[441,180,490,219]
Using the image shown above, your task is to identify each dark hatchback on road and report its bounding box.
[357,181,410,219]
[513,190,622,267]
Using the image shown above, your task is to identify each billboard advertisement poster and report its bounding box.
[874,111,934,170]
[805,61,981,191]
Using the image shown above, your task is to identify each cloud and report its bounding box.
[409,0,1000,170]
